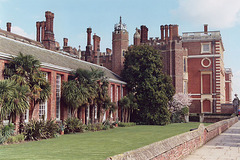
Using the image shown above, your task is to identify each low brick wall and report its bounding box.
[106,117,238,160]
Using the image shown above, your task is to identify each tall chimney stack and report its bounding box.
[160,25,164,41]
[165,24,168,42]
[172,25,179,39]
[140,25,148,43]
[45,11,51,32]
[169,25,173,41]
[63,38,68,47]
[36,22,41,42]
[7,22,11,32]
[204,24,208,34]
[87,28,92,45]
[41,21,45,41]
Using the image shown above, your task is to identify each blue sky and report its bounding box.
[0,0,240,98]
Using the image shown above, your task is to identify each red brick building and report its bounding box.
[182,25,232,114]
[0,11,127,125]
[133,24,188,93]
[132,24,233,114]
[0,11,234,125]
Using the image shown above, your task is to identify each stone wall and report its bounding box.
[106,117,238,160]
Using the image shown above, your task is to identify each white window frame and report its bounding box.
[201,42,211,54]
[39,72,48,121]
[111,85,114,102]
[94,105,97,119]
[24,109,29,123]
[56,74,61,121]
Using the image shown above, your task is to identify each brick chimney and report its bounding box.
[7,22,11,32]
[42,11,55,50]
[140,25,148,43]
[204,24,208,34]
[87,28,92,45]
[36,22,41,42]
[169,25,173,41]
[50,12,54,33]
[93,34,100,54]
[45,11,51,32]
[160,25,164,41]
[165,25,168,42]
[41,21,45,41]
[63,38,68,47]
[172,25,179,39]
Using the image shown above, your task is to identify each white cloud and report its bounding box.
[174,0,240,28]
[11,26,34,40]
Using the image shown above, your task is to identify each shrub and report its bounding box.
[102,120,110,130]
[6,134,24,144]
[118,122,136,127]
[43,119,59,138]
[24,119,59,141]
[0,124,15,144]
[64,117,84,134]
[86,123,98,132]
[96,123,103,131]
[171,107,189,123]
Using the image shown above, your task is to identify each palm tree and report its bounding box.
[62,68,110,123]
[0,80,29,125]
[119,93,138,122]
[0,80,16,123]
[4,53,51,120]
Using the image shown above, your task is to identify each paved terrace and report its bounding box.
[184,119,240,160]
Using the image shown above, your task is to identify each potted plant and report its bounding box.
[60,123,65,135]
[114,118,119,127]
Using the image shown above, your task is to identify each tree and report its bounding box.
[119,93,138,122]
[0,80,29,124]
[168,93,192,123]
[121,45,175,125]
[62,68,110,122]
[4,53,51,120]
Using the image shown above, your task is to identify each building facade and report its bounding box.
[132,24,232,114]
[0,10,234,127]
[0,11,127,126]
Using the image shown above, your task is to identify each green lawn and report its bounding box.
[0,123,205,160]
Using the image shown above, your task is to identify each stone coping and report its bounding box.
[106,117,238,160]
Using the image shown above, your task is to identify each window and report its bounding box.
[122,50,126,57]
[39,72,48,120]
[183,57,187,72]
[4,63,9,79]
[94,105,97,119]
[116,87,119,102]
[111,85,114,102]
[24,109,29,123]
[56,74,61,120]
[201,43,211,53]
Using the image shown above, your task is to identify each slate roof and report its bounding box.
[0,30,124,83]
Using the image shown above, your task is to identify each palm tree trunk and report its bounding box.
[125,109,128,123]
[128,108,131,122]
[19,113,24,133]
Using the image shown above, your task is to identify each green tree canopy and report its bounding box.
[0,80,29,124]
[4,53,51,119]
[62,68,110,118]
[121,45,175,125]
